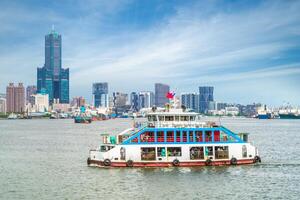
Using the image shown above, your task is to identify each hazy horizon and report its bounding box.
[0,0,300,106]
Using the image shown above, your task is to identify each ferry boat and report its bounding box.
[87,107,261,168]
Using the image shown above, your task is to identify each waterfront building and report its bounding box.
[37,28,69,104]
[33,93,49,112]
[155,83,170,107]
[0,98,6,114]
[26,85,37,105]
[113,92,128,108]
[225,106,240,116]
[6,83,25,113]
[199,86,214,113]
[71,96,86,108]
[52,99,70,113]
[181,93,199,112]
[130,92,139,112]
[93,82,108,108]
[138,91,154,110]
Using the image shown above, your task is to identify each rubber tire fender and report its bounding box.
[103,159,111,166]
[254,156,261,163]
[172,159,180,167]
[205,158,212,166]
[87,157,91,165]
[126,160,134,167]
[230,157,238,165]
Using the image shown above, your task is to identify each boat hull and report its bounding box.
[88,158,257,168]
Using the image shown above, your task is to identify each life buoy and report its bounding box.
[87,157,91,165]
[230,157,238,165]
[126,160,134,167]
[205,158,212,166]
[254,156,261,163]
[103,159,111,166]
[172,159,180,166]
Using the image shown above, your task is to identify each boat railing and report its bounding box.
[150,121,207,128]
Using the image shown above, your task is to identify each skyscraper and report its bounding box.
[37,28,69,104]
[26,85,37,105]
[155,83,170,107]
[199,86,214,113]
[93,82,108,108]
[130,92,139,112]
[181,93,199,112]
[6,83,25,113]
[138,91,154,110]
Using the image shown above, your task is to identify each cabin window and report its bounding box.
[220,131,228,142]
[205,131,212,142]
[180,116,189,121]
[141,147,156,160]
[158,116,164,121]
[165,116,174,121]
[147,115,157,122]
[195,131,203,142]
[214,146,229,159]
[167,131,174,142]
[190,147,204,160]
[176,131,181,142]
[100,145,114,152]
[182,131,187,142]
[190,116,195,121]
[157,131,165,142]
[120,147,126,160]
[167,147,182,157]
[189,131,194,142]
[140,131,155,143]
[205,146,213,156]
[175,116,180,121]
[214,130,220,142]
[157,147,166,157]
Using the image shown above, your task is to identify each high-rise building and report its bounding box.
[33,93,49,112]
[0,98,6,114]
[113,92,128,108]
[93,82,108,108]
[71,96,86,108]
[199,86,214,113]
[130,92,139,112]
[26,85,37,105]
[181,93,199,112]
[155,83,170,107]
[6,83,25,113]
[138,91,154,110]
[37,28,69,104]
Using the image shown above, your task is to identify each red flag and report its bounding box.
[166,91,175,99]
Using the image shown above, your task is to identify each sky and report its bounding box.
[0,0,300,106]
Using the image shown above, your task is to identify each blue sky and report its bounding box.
[0,0,300,106]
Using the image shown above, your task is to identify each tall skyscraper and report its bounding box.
[181,93,199,112]
[130,92,139,112]
[37,28,69,104]
[199,86,214,113]
[93,82,108,108]
[26,85,37,105]
[138,91,154,110]
[155,83,170,107]
[6,83,25,113]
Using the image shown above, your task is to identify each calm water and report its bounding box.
[0,118,299,199]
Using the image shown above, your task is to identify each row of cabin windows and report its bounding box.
[148,115,196,122]
[141,146,229,161]
[130,130,237,143]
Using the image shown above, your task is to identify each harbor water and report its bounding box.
[0,118,299,199]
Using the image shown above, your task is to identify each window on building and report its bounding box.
[157,147,166,157]
[214,146,229,159]
[189,131,194,142]
[205,146,213,156]
[167,147,182,157]
[205,131,212,142]
[157,131,165,142]
[140,131,155,143]
[190,147,204,160]
[167,131,174,142]
[141,147,156,160]
[195,131,203,142]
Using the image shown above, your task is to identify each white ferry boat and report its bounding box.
[87,108,261,167]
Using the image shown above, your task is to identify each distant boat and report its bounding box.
[279,113,300,119]
[74,116,92,123]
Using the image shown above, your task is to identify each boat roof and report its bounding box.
[147,109,199,116]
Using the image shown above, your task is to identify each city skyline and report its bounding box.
[0,0,300,106]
